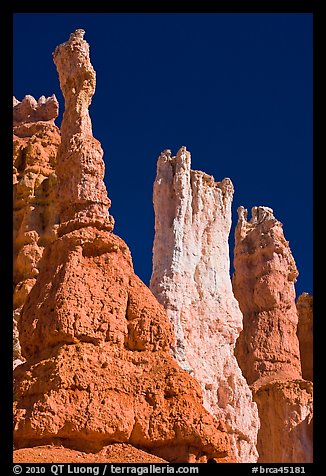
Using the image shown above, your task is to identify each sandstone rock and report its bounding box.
[13,359,26,371]
[17,230,171,357]
[13,30,232,463]
[233,206,302,384]
[13,95,59,125]
[296,293,313,381]
[14,443,168,463]
[14,228,231,463]
[233,206,313,462]
[150,148,260,462]
[251,378,313,463]
[53,28,114,234]
[13,96,61,365]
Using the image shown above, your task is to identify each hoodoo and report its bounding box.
[13,28,313,464]
[233,206,313,462]
[13,30,232,463]
[13,94,60,369]
[150,148,260,462]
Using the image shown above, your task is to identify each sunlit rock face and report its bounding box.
[150,147,260,462]
[53,28,114,235]
[13,30,233,464]
[233,206,313,462]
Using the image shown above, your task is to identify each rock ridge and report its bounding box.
[13,95,59,126]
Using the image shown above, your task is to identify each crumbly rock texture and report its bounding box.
[232,206,313,462]
[13,27,313,464]
[150,148,260,462]
[13,30,231,463]
[296,292,313,381]
[13,94,61,368]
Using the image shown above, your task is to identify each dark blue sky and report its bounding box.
[13,13,313,297]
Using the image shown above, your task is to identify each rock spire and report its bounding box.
[150,147,260,462]
[53,29,114,235]
[233,206,302,384]
[233,206,313,462]
[13,31,232,463]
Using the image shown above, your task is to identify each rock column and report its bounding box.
[233,206,313,462]
[150,148,260,462]
[53,29,114,235]
[296,293,313,382]
[13,95,60,368]
[13,31,232,463]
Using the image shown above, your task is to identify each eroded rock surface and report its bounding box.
[13,95,59,125]
[13,95,61,367]
[296,293,313,382]
[14,443,168,463]
[14,229,230,462]
[251,378,313,463]
[150,148,260,462]
[233,206,313,462]
[53,29,114,235]
[233,206,302,384]
[13,30,231,463]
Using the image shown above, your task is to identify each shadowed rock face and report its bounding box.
[13,94,61,368]
[233,206,313,463]
[296,293,313,381]
[150,148,260,462]
[13,30,232,463]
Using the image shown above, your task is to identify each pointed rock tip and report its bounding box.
[251,206,275,224]
[38,95,47,105]
[159,146,190,159]
[161,149,172,157]
[237,206,248,222]
[238,206,277,226]
[220,177,234,191]
[176,145,188,156]
[23,95,38,106]
[175,146,191,166]
[69,29,86,41]
[37,94,58,105]
[52,29,87,59]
